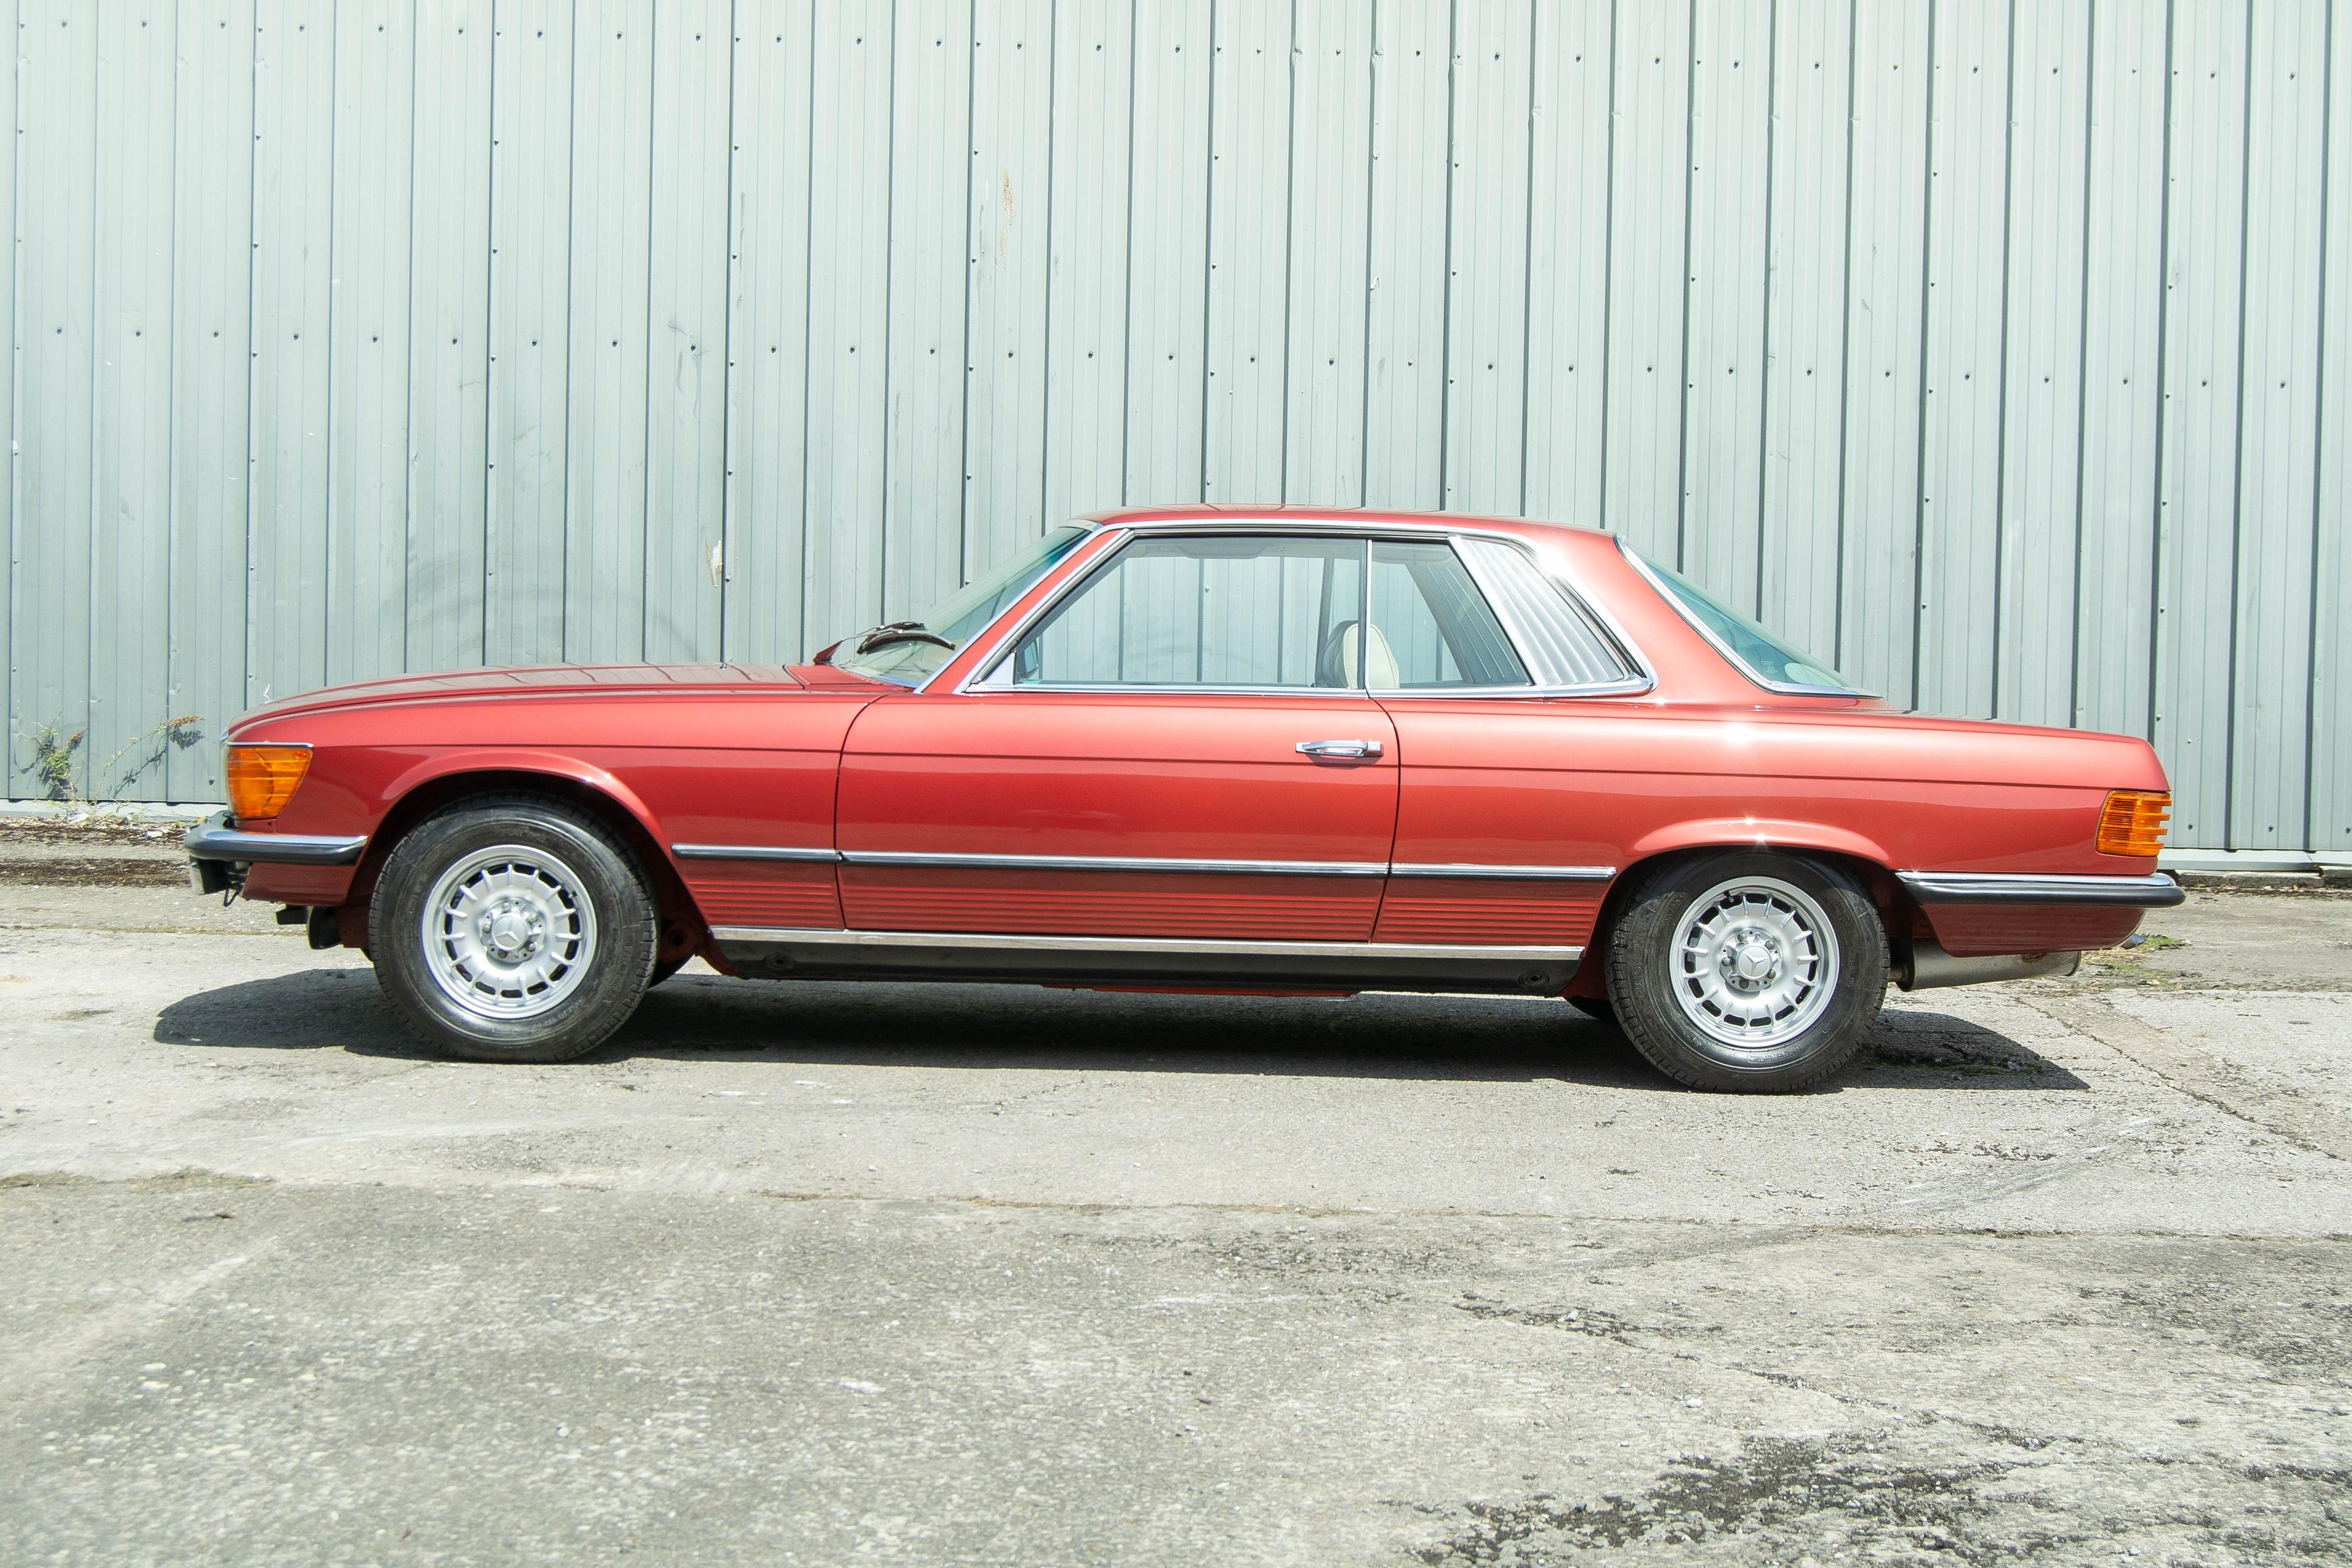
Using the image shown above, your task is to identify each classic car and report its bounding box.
[186,505,2179,1092]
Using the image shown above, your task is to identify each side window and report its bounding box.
[1006,535,1370,688]
[1455,536,1642,688]
[1366,540,1531,689]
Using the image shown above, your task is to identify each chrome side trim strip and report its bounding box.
[671,843,843,864]
[1388,862,1616,882]
[711,925,1581,964]
[184,810,367,867]
[839,849,1390,878]
[1896,870,2184,907]
[675,845,1616,881]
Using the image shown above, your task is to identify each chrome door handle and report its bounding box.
[1295,739,1384,760]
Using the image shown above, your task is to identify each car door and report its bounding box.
[1365,534,1643,949]
[835,531,1400,941]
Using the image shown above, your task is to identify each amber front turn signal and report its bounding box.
[225,744,314,822]
[2096,789,2170,858]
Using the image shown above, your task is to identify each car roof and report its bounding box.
[1080,503,1611,547]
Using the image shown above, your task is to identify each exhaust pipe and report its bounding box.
[1896,941,2081,992]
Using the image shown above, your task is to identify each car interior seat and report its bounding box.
[1316,620,1401,689]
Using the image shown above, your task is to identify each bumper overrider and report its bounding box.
[184,810,368,897]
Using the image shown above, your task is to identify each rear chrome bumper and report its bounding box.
[184,810,366,894]
[1894,870,2184,907]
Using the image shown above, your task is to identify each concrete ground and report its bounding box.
[0,831,2345,1565]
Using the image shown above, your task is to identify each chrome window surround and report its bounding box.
[672,843,1618,883]
[1616,538,1863,698]
[1896,870,2184,907]
[946,518,1653,700]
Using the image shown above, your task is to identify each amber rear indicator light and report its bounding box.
[225,745,312,823]
[2096,790,2170,858]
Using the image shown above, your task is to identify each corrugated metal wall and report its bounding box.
[4,0,2345,851]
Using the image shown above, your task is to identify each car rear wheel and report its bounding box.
[1604,852,1887,1093]
[371,796,657,1063]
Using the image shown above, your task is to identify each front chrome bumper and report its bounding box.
[184,810,368,894]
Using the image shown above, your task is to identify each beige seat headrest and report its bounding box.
[1318,620,1401,689]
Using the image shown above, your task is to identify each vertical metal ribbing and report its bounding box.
[2144,0,2177,743]
[1907,0,1939,711]
[1986,0,2018,715]
[2222,0,2255,843]
[1434,0,1457,510]
[1670,0,1697,567]
[1830,0,1857,666]
[2304,0,2339,850]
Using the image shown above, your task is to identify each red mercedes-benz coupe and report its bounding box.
[187,507,2176,1091]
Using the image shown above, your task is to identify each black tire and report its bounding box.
[370,795,658,1063]
[1605,851,1887,1093]
[1567,995,1618,1026]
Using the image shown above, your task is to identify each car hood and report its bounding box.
[229,663,804,731]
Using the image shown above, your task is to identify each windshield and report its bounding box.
[1623,543,1868,695]
[829,524,1093,685]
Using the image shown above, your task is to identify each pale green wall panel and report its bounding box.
[0,0,15,793]
[1440,0,1532,516]
[1041,0,1132,530]
[325,0,413,688]
[167,0,255,804]
[2073,0,2167,743]
[2312,0,2351,851]
[1913,0,2011,720]
[407,0,492,675]
[1994,0,2093,733]
[1,0,2340,852]
[12,1,97,799]
[246,0,333,713]
[1600,0,1691,560]
[1836,0,1929,706]
[643,0,729,663]
[1121,0,1210,507]
[1282,0,1371,510]
[89,1,176,801]
[881,0,974,622]
[2226,0,2328,851]
[1757,0,1855,663]
[1678,0,1773,612]
[1360,0,1447,511]
[1204,0,1291,503]
[1521,0,1613,531]
[802,0,890,648]
[963,0,1054,575]
[486,0,573,666]
[719,1,813,666]
[563,0,655,665]
[2154,0,2250,848]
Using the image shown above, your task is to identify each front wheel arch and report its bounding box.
[341,769,709,967]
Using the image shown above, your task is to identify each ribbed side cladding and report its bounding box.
[3,0,2342,854]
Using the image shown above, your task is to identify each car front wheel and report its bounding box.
[1604,852,1887,1093]
[371,796,658,1063]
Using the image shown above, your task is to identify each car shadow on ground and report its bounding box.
[154,967,2085,1091]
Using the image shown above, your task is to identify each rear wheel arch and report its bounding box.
[1572,842,1913,1000]
[342,768,707,963]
